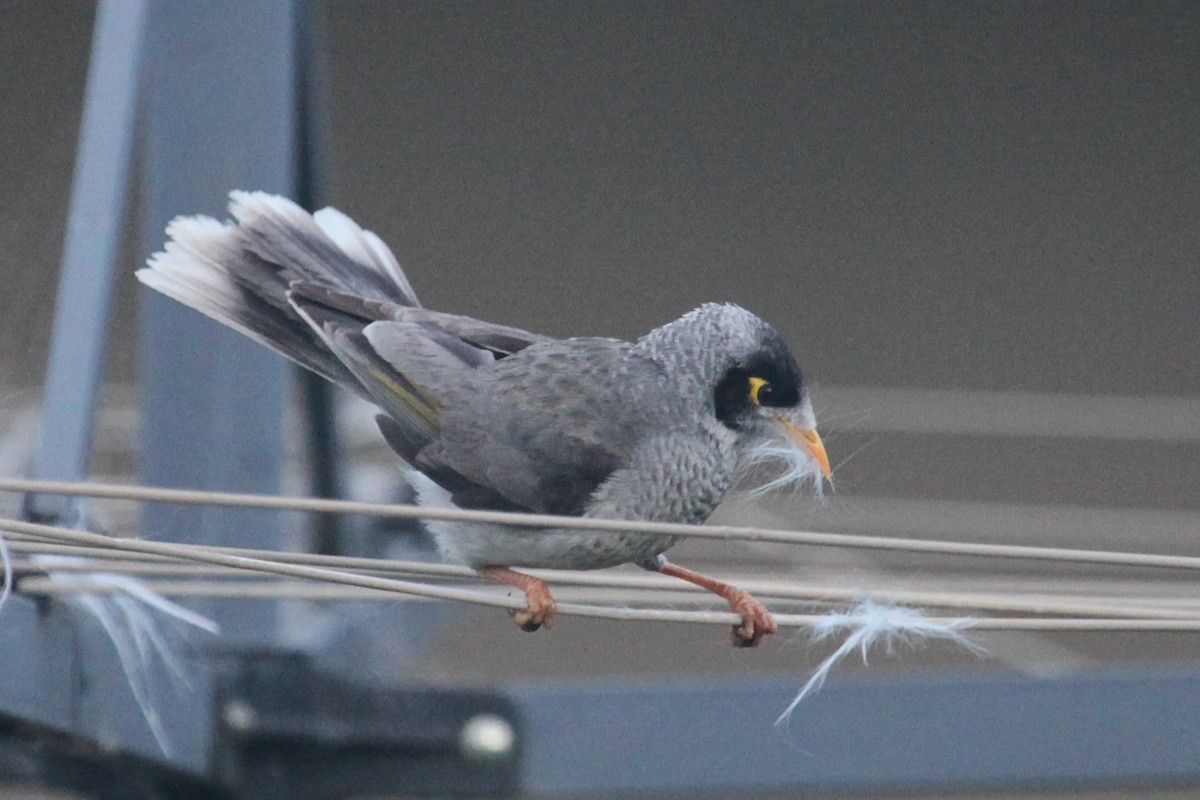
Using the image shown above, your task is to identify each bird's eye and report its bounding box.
[749,377,773,406]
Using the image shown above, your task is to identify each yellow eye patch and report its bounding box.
[748,376,769,405]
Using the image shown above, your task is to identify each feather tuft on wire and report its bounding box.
[0,531,10,615]
[776,600,983,728]
[33,555,219,756]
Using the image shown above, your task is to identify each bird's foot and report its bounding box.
[511,582,556,632]
[478,566,557,632]
[726,587,777,648]
[650,559,777,648]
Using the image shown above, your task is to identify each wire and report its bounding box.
[4,515,1200,632]
[3,517,526,612]
[3,477,1200,571]
[9,536,1200,621]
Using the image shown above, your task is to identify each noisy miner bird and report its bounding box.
[138,191,831,647]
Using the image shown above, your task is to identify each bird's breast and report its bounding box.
[619,428,738,526]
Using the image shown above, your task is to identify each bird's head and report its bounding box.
[637,303,832,495]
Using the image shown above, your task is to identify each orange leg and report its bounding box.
[654,561,777,647]
[478,566,557,632]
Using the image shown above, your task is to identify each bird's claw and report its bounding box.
[478,566,557,634]
[511,587,556,632]
[728,590,777,648]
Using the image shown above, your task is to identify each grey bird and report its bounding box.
[138,191,831,647]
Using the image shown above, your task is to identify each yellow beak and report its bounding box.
[782,420,832,479]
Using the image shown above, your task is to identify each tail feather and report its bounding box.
[311,205,418,306]
[136,191,421,397]
[138,190,552,480]
[140,222,357,389]
[227,191,415,307]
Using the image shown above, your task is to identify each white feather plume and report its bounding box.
[776,600,983,728]
[34,556,220,756]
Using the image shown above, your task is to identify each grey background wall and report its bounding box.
[4,2,1198,396]
[322,2,1200,400]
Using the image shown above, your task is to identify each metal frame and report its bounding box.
[21,0,147,527]
[2,588,1199,798]
[514,669,1200,796]
[5,1,1200,797]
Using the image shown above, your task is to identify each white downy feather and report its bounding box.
[776,600,983,728]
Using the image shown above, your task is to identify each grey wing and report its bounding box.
[290,294,550,480]
[423,338,658,516]
[291,281,550,357]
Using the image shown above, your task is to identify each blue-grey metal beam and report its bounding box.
[126,0,303,762]
[23,0,147,526]
[514,668,1200,796]
[137,0,299,638]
